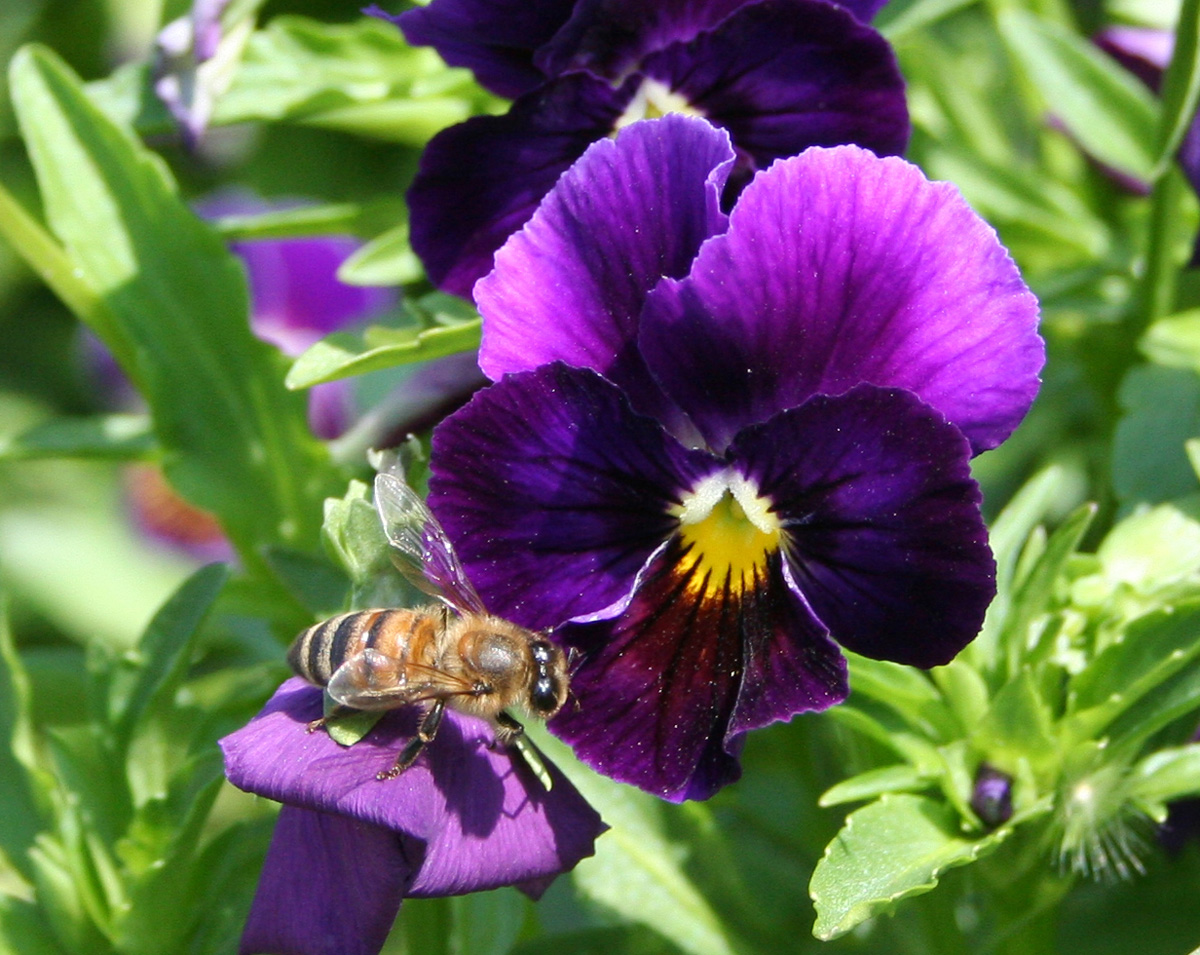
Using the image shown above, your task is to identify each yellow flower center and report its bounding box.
[614,79,705,132]
[672,472,782,594]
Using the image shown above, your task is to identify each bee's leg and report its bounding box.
[305,703,353,734]
[377,699,446,780]
[493,711,526,748]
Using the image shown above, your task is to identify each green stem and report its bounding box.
[0,175,143,392]
[1140,168,1188,330]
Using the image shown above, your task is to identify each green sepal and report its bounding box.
[818,765,932,808]
[337,221,424,287]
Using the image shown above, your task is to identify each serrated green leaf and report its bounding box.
[810,794,1010,940]
[0,414,155,461]
[286,320,482,388]
[10,44,337,564]
[998,11,1158,181]
[338,222,423,287]
[1155,0,1200,175]
[819,765,931,807]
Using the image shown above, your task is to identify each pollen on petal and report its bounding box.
[673,472,782,597]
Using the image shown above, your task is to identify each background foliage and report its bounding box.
[2,0,1200,953]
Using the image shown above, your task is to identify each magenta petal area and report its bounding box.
[646,0,908,169]
[732,386,995,668]
[407,74,624,299]
[640,145,1044,455]
[428,362,717,629]
[477,115,733,426]
[222,679,605,898]
[551,539,847,802]
[379,0,577,98]
[239,807,411,955]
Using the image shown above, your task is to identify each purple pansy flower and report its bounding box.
[377,0,909,297]
[222,679,606,955]
[426,116,1044,801]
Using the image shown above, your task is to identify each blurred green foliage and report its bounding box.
[2,0,1200,953]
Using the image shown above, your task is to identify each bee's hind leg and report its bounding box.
[377,699,446,780]
[305,703,353,734]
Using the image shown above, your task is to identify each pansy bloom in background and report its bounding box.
[373,0,909,297]
[222,680,606,955]
[428,116,1044,801]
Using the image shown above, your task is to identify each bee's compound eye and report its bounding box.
[531,677,560,715]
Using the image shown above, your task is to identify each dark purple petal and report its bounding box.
[535,0,750,80]
[407,74,625,299]
[476,115,734,429]
[551,539,846,801]
[221,679,605,896]
[240,807,411,955]
[645,0,908,169]
[732,385,995,668]
[379,0,578,98]
[1094,26,1171,90]
[640,145,1044,454]
[428,362,717,629]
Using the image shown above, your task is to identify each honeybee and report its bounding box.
[288,468,570,781]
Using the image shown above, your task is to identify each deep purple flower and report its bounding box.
[222,679,606,955]
[425,116,1044,801]
[381,0,909,297]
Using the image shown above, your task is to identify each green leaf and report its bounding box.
[877,0,978,41]
[0,602,52,882]
[212,202,364,241]
[1154,0,1200,175]
[531,729,738,955]
[1094,500,1200,595]
[261,546,350,619]
[286,319,482,388]
[819,765,932,807]
[0,897,72,955]
[0,414,155,461]
[971,669,1057,770]
[1088,601,1200,748]
[337,222,424,287]
[997,11,1158,181]
[930,660,990,732]
[1000,503,1096,673]
[844,653,959,741]
[108,564,229,756]
[1113,366,1200,506]
[1142,309,1200,371]
[89,16,487,144]
[1129,743,1200,804]
[809,794,1010,940]
[10,44,338,564]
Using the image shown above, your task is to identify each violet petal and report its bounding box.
[732,385,995,668]
[476,115,734,431]
[239,806,412,955]
[640,144,1044,454]
[406,73,625,299]
[551,539,846,802]
[221,680,606,896]
[428,363,718,629]
[645,0,908,170]
[379,0,578,99]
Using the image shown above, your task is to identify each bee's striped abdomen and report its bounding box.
[287,609,411,686]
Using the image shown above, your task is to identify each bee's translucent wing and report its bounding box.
[373,469,487,615]
[327,649,478,710]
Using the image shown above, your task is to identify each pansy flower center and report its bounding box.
[614,79,704,132]
[672,472,781,593]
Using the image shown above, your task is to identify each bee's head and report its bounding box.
[527,638,569,719]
